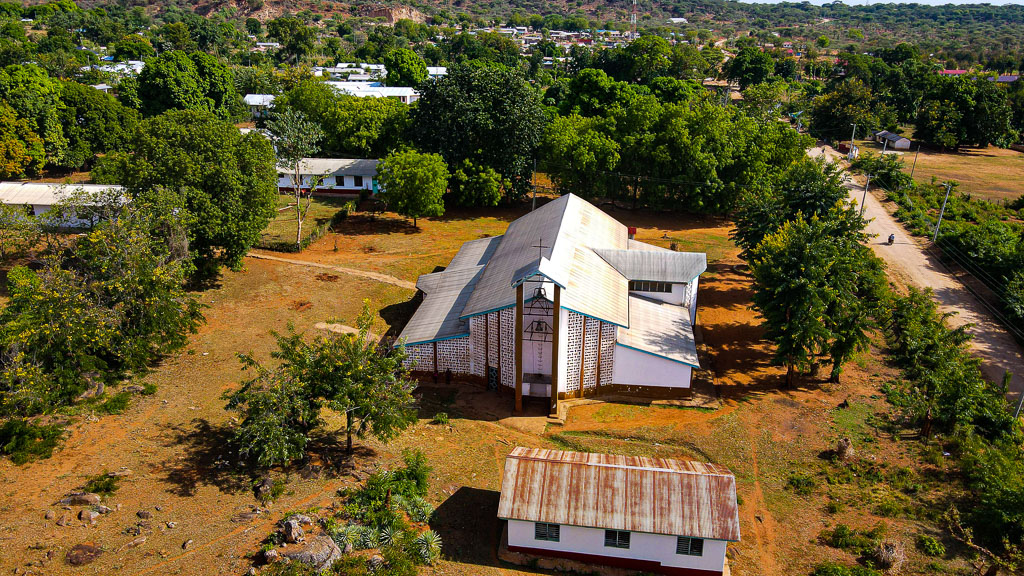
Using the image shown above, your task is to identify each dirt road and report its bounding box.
[811,146,1024,400]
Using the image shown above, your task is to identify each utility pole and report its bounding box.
[531,158,537,211]
[849,123,857,151]
[933,182,953,243]
[860,174,871,217]
[909,144,921,179]
[881,138,888,154]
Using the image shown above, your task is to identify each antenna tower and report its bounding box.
[630,0,637,38]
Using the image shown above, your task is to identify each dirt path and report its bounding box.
[246,251,417,290]
[810,146,1024,400]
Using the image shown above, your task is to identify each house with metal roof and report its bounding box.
[243,94,275,119]
[276,158,380,197]
[872,130,911,150]
[397,194,706,414]
[0,182,125,227]
[498,447,740,575]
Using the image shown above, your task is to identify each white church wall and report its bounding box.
[630,283,686,306]
[507,520,728,573]
[403,343,434,372]
[500,307,515,389]
[436,338,470,374]
[469,315,487,377]
[611,345,692,389]
[687,276,700,325]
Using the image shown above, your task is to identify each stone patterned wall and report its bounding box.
[564,311,585,393]
[487,311,500,368]
[469,316,487,377]
[581,317,601,391]
[404,343,433,372]
[599,322,616,387]
[500,307,515,389]
[436,338,470,374]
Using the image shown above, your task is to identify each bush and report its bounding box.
[811,562,882,576]
[82,472,120,496]
[413,530,442,565]
[916,533,945,557]
[0,419,63,464]
[97,392,132,415]
[431,412,449,426]
[787,472,817,495]
[820,523,886,555]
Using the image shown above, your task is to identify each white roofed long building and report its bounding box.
[397,194,706,413]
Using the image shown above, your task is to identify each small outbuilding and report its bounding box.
[872,130,911,150]
[243,94,276,119]
[498,447,741,576]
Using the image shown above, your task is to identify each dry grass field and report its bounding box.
[0,200,969,576]
[862,140,1024,203]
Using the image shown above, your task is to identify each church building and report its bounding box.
[397,193,706,414]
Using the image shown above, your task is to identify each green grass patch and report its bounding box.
[547,432,593,453]
[818,523,886,555]
[811,562,883,576]
[96,391,133,415]
[786,472,817,496]
[0,419,63,464]
[258,195,356,251]
[82,472,120,496]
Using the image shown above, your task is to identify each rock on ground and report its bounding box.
[60,493,101,506]
[282,535,341,571]
[66,543,102,566]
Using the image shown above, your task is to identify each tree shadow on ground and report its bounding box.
[159,418,252,497]
[159,419,378,497]
[379,292,422,343]
[333,213,420,236]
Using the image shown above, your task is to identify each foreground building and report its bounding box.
[498,447,740,575]
[397,194,706,413]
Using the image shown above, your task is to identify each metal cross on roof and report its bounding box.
[532,237,548,261]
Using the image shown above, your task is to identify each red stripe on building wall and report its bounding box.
[506,545,723,576]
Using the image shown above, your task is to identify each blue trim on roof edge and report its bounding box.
[393,332,470,348]
[614,342,700,368]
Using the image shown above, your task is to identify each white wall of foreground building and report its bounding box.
[612,344,692,389]
[506,519,727,573]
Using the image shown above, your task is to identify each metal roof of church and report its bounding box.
[618,295,699,366]
[498,447,741,542]
[594,248,706,284]
[461,194,630,326]
[397,236,501,345]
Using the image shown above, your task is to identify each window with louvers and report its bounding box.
[604,529,630,549]
[628,280,672,293]
[534,522,560,542]
[676,536,704,556]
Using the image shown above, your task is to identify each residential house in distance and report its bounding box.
[0,182,124,227]
[872,130,911,150]
[243,94,275,119]
[326,81,420,104]
[498,447,741,576]
[276,158,379,197]
[397,194,706,414]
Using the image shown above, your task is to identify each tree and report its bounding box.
[92,109,277,271]
[450,159,507,207]
[748,207,882,385]
[136,51,244,120]
[0,64,68,168]
[542,113,619,199]
[111,35,154,61]
[58,81,138,170]
[0,190,202,416]
[410,64,546,202]
[0,203,39,260]
[809,78,894,140]
[268,108,325,247]
[624,34,672,84]
[226,302,418,464]
[726,46,774,90]
[816,35,830,49]
[383,48,427,88]
[266,17,316,63]
[378,150,448,227]
[0,100,44,178]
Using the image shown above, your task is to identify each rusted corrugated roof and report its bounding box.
[497,447,741,542]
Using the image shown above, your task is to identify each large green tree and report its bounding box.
[58,81,138,170]
[383,48,428,88]
[410,64,546,202]
[726,46,775,90]
[378,149,448,227]
[226,303,418,465]
[135,51,244,120]
[92,109,277,271]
